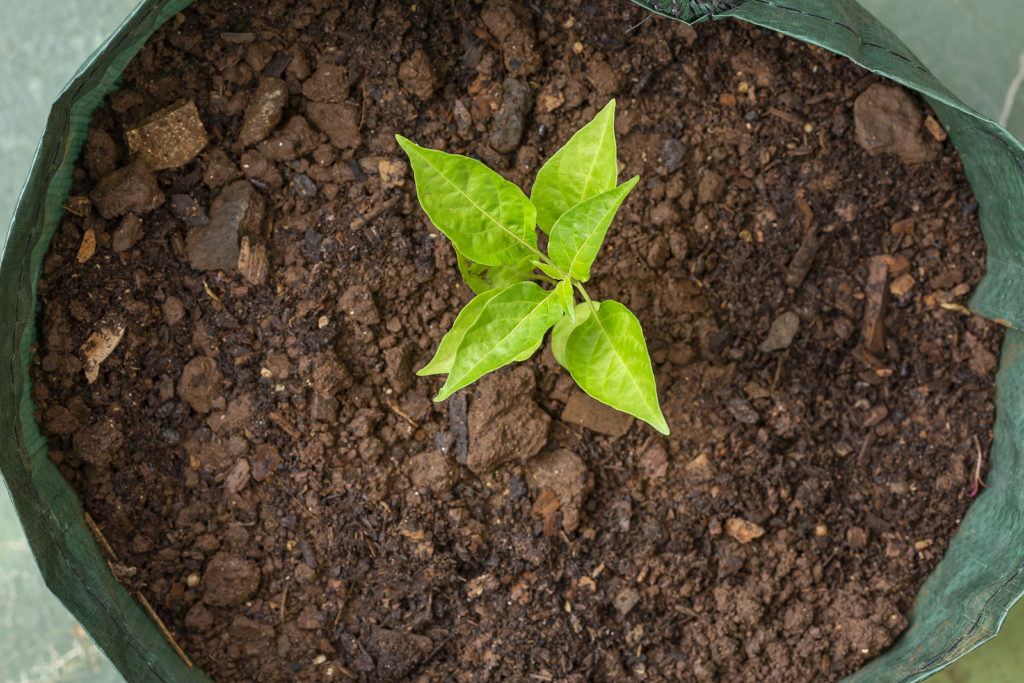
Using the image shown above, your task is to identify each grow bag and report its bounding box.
[2,0,1022,680]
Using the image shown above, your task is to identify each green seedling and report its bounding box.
[397,100,669,434]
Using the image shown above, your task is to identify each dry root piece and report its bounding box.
[80,320,126,384]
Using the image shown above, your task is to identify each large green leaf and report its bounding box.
[397,135,538,266]
[548,177,638,282]
[565,299,669,434]
[417,289,500,376]
[456,248,535,295]
[436,281,562,400]
[551,300,598,369]
[530,100,618,233]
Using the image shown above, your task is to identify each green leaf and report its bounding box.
[551,301,598,369]
[456,249,535,295]
[565,300,669,434]
[436,282,562,400]
[548,176,638,282]
[531,260,564,281]
[555,279,576,323]
[417,289,501,376]
[531,100,618,233]
[397,135,538,266]
[513,337,544,362]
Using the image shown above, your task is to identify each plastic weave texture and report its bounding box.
[2,0,1023,681]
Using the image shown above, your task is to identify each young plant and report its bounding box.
[396,100,669,434]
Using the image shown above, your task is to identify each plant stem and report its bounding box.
[574,281,600,317]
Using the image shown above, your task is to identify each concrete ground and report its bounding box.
[1,1,1022,680]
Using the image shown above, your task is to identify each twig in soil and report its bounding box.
[625,13,654,34]
[385,396,420,429]
[137,591,193,667]
[279,582,289,623]
[84,512,120,562]
[348,196,398,231]
[970,435,989,497]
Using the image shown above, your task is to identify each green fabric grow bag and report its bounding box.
[2,0,1022,680]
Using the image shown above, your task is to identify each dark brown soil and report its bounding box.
[31,0,1001,680]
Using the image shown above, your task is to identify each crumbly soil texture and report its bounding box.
[32,0,1002,680]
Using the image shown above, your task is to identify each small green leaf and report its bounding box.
[555,279,576,323]
[548,176,638,282]
[565,300,669,434]
[550,301,598,369]
[531,260,564,281]
[418,289,500,376]
[456,249,535,294]
[436,282,562,400]
[397,135,538,266]
[531,100,618,233]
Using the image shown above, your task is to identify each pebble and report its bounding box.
[408,449,455,494]
[89,160,165,219]
[759,311,800,352]
[201,552,261,607]
[725,518,765,544]
[239,77,288,147]
[186,180,265,272]
[489,78,532,153]
[306,102,362,149]
[301,64,349,103]
[177,356,223,414]
[526,449,592,532]
[398,49,438,100]
[124,100,208,170]
[853,84,938,164]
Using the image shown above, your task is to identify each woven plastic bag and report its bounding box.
[2,0,1023,680]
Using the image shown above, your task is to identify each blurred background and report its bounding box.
[1,0,1022,680]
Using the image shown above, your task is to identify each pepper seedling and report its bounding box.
[396,100,669,434]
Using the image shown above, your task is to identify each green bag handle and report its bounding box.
[2,0,1023,680]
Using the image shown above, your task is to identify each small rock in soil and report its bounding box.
[684,453,714,482]
[309,393,339,422]
[638,441,669,483]
[561,389,634,437]
[378,159,407,190]
[229,616,274,656]
[368,627,434,680]
[759,311,800,352]
[124,100,207,170]
[291,173,317,199]
[489,78,532,153]
[249,443,281,482]
[168,194,209,226]
[201,551,261,607]
[83,128,117,179]
[854,83,938,165]
[398,49,438,100]
[262,116,319,162]
[80,319,125,383]
[384,342,416,395]
[309,352,351,397]
[301,63,349,103]
[306,102,362,149]
[697,169,725,205]
[161,296,185,326]
[202,148,242,189]
[408,449,455,494]
[725,517,766,544]
[296,607,324,630]
[238,77,288,147]
[178,356,223,414]
[223,458,250,495]
[338,284,379,324]
[467,367,549,474]
[73,417,123,468]
[614,587,641,617]
[480,0,540,76]
[89,160,164,219]
[187,180,264,271]
[526,449,592,532]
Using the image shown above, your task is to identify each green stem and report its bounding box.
[574,281,599,317]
